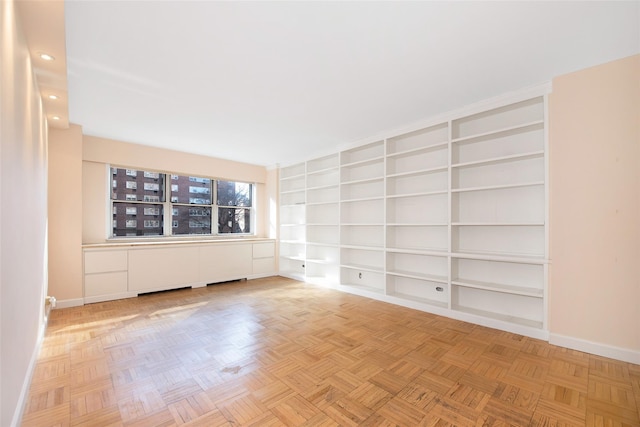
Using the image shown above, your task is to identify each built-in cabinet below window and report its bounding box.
[279,86,549,340]
[83,239,276,303]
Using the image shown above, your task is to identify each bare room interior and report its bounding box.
[1,1,639,426]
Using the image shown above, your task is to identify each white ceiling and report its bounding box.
[64,1,640,168]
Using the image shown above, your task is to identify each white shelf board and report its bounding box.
[306,258,335,265]
[385,247,448,256]
[452,304,543,329]
[279,239,306,245]
[387,223,448,227]
[340,196,385,203]
[451,251,547,264]
[386,141,449,158]
[386,165,448,179]
[306,242,339,248]
[451,150,544,169]
[386,270,448,284]
[340,244,384,251]
[280,223,306,227]
[340,176,384,186]
[451,278,543,298]
[340,155,385,169]
[387,190,448,199]
[307,166,339,175]
[306,201,339,207]
[452,120,544,144]
[280,173,305,181]
[340,263,384,273]
[307,183,339,191]
[451,181,544,193]
[280,255,305,261]
[387,292,448,309]
[451,222,545,227]
[279,188,306,195]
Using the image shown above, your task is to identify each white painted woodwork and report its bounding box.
[200,243,252,283]
[253,242,275,259]
[84,250,127,274]
[85,271,128,297]
[129,246,200,292]
[278,88,549,339]
[83,239,275,302]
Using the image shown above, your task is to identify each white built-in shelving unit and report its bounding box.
[305,154,340,285]
[278,88,549,339]
[339,141,386,294]
[278,162,306,280]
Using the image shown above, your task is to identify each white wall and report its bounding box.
[0,1,49,425]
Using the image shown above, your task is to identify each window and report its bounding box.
[111,167,254,237]
[217,181,252,234]
[171,175,212,235]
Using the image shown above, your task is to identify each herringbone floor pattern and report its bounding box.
[22,277,640,426]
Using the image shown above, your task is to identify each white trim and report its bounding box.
[549,333,640,364]
[11,321,46,427]
[54,298,85,308]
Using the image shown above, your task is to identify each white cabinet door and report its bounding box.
[84,250,127,274]
[200,243,252,283]
[128,246,200,292]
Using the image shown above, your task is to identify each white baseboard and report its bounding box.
[54,298,84,308]
[549,333,640,364]
[11,319,46,426]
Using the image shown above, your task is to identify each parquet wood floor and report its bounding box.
[22,277,640,426]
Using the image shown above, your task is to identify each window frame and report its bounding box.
[109,166,256,239]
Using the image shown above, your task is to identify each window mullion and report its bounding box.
[164,174,172,236]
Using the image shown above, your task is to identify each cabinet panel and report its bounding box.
[253,242,275,259]
[200,243,252,282]
[128,246,200,292]
[85,271,128,297]
[84,250,127,274]
[253,258,275,275]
